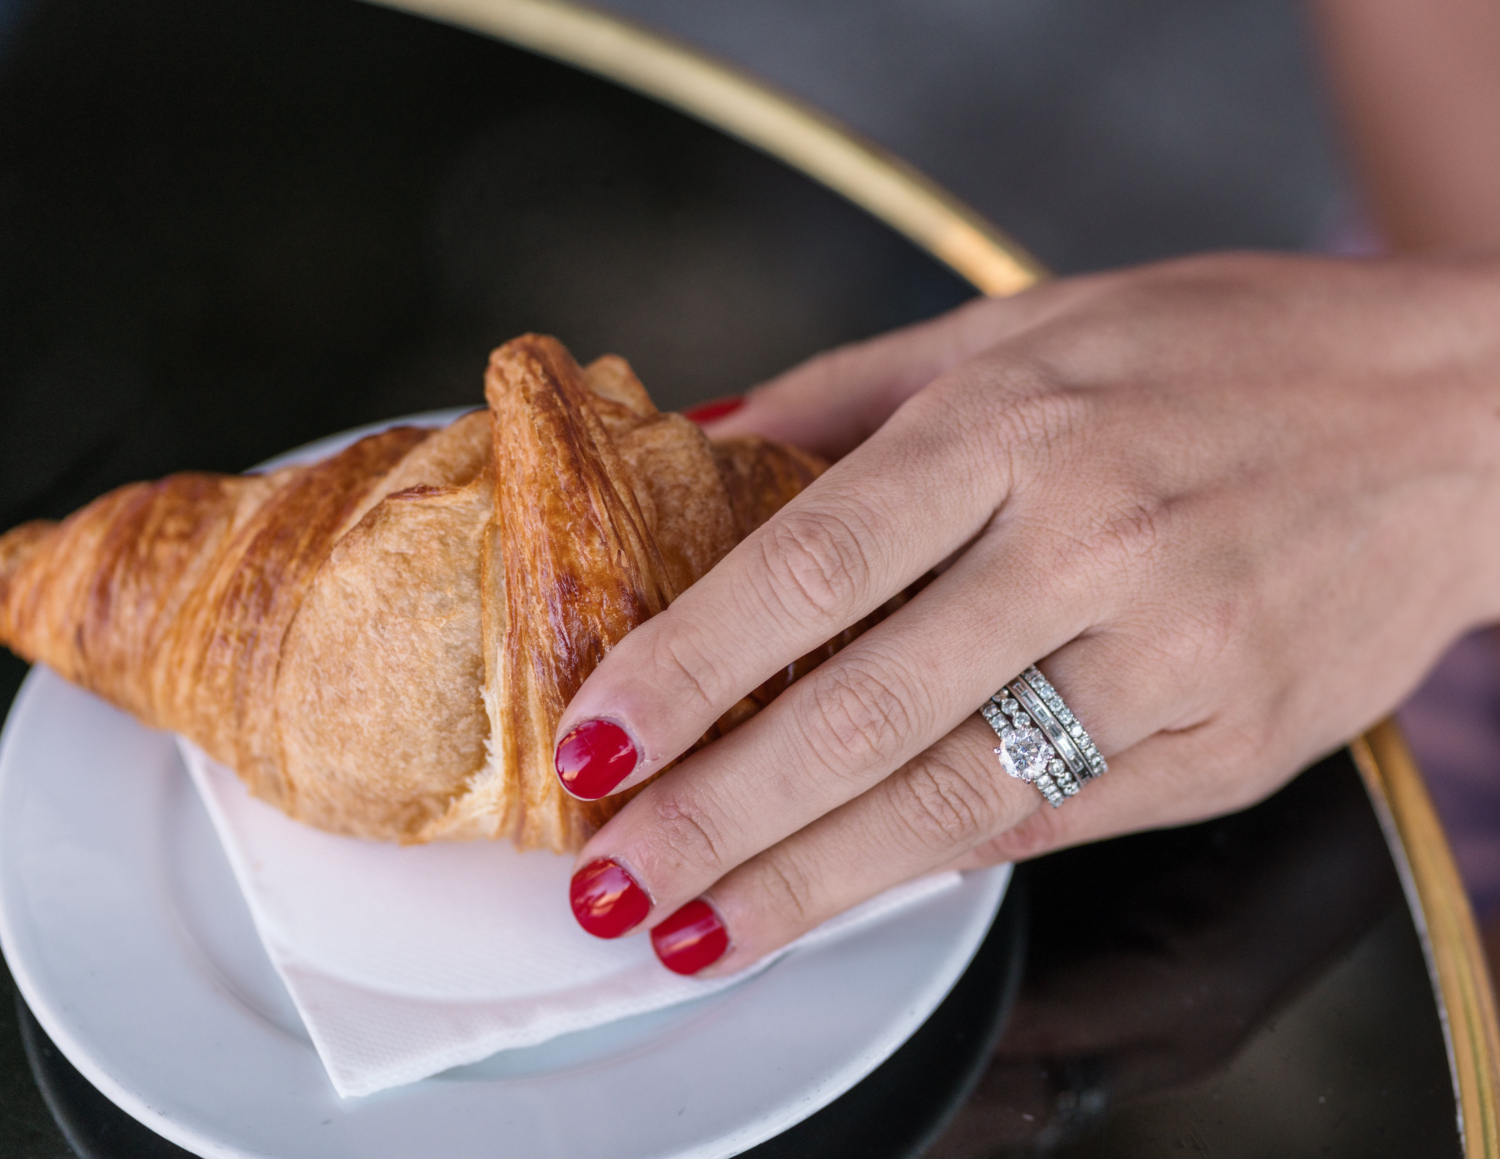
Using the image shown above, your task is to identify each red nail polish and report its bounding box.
[651,898,730,975]
[570,859,652,939]
[681,396,745,425]
[555,719,639,800]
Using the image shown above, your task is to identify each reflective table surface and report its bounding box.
[0,0,1468,1154]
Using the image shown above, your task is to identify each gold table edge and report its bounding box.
[1353,722,1500,1158]
[352,0,1500,1148]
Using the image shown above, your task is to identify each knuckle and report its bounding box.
[795,654,924,772]
[885,751,1003,854]
[1043,493,1173,601]
[1120,577,1250,708]
[922,368,1089,496]
[975,367,1085,445]
[745,850,818,928]
[1101,498,1169,566]
[754,506,876,626]
[647,787,728,875]
[1068,494,1169,574]
[645,622,738,716]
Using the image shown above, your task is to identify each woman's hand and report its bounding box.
[553,251,1500,975]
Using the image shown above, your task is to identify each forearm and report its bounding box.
[1308,0,1500,252]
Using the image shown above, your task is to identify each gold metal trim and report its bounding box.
[1354,721,1500,1158]
[362,0,1499,1148]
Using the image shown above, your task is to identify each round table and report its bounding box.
[0,0,1490,1154]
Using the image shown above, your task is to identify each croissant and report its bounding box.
[0,335,871,853]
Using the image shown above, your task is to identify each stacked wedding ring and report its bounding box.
[979,666,1107,808]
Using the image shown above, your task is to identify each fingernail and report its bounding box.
[570,859,653,938]
[555,719,639,800]
[651,898,730,975]
[682,396,745,425]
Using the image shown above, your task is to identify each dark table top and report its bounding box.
[0,0,1465,1154]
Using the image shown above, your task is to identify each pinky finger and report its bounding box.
[704,284,1073,459]
[945,724,1285,872]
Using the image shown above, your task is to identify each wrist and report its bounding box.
[1423,255,1500,626]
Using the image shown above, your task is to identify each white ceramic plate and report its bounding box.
[0,414,1009,1159]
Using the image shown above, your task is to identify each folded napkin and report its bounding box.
[179,741,961,1098]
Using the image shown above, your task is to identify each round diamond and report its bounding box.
[999,698,1019,716]
[997,727,1055,783]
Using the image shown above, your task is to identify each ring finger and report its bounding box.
[671,682,1237,977]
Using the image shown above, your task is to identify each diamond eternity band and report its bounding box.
[979,665,1107,808]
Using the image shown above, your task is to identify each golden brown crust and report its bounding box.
[712,435,826,537]
[158,427,434,808]
[337,408,491,538]
[0,335,881,852]
[486,337,677,849]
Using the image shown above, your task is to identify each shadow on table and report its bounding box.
[927,753,1458,1159]
[13,995,195,1159]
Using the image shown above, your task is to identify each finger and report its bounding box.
[704,281,1082,458]
[653,714,1039,975]
[553,374,1020,801]
[946,722,1297,872]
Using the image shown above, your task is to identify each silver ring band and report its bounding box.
[978,665,1106,808]
[1016,666,1107,781]
[1010,679,1090,782]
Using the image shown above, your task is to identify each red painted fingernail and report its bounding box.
[555,719,639,800]
[570,859,652,938]
[681,396,745,424]
[651,898,730,975]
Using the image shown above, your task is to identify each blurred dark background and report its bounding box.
[592,0,1349,270]
[0,0,972,525]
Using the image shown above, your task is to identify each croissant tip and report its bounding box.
[0,519,55,581]
[489,333,567,369]
[0,520,56,654]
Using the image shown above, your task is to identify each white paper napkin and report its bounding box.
[178,740,961,1098]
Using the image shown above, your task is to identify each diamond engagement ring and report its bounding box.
[979,666,1107,808]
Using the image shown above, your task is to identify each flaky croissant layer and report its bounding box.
[0,336,830,852]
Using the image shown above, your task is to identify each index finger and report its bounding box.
[707,279,1088,459]
[552,380,1014,800]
